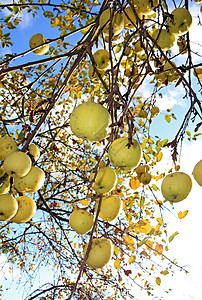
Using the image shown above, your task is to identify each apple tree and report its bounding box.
[0,0,202,299]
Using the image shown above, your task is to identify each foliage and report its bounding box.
[0,0,202,299]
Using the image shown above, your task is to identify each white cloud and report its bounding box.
[0,254,20,280]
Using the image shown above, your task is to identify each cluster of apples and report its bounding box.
[135,164,152,185]
[0,136,45,223]
[69,101,144,268]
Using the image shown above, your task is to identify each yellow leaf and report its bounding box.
[156,277,161,285]
[178,210,189,219]
[114,258,121,269]
[129,176,140,190]
[128,255,136,264]
[156,152,163,162]
[154,243,163,256]
[146,240,153,251]
[124,235,134,245]
[156,217,163,225]
[161,270,169,275]
[114,246,121,256]
[79,199,89,206]
[135,219,152,234]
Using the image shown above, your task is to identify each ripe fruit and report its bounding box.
[152,29,175,51]
[29,144,40,161]
[70,102,111,142]
[167,8,192,36]
[0,136,18,161]
[133,0,159,15]
[108,137,142,171]
[96,195,122,221]
[3,151,32,178]
[135,165,146,176]
[93,49,110,71]
[0,168,10,195]
[69,209,94,235]
[0,194,18,221]
[140,172,152,185]
[161,172,192,202]
[99,9,124,36]
[92,166,117,194]
[84,238,113,268]
[192,160,202,186]
[151,106,160,117]
[14,166,45,193]
[29,33,49,55]
[124,6,141,29]
[11,196,37,223]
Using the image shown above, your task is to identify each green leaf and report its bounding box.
[169,231,179,243]
[43,11,54,18]
[13,6,19,14]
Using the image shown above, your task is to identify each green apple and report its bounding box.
[29,33,49,55]
[0,194,18,221]
[84,238,113,268]
[3,151,32,178]
[69,209,94,235]
[29,144,40,161]
[192,160,202,186]
[108,137,142,171]
[95,195,122,221]
[99,9,124,36]
[11,196,37,224]
[167,8,192,36]
[92,166,117,194]
[70,102,111,142]
[124,6,141,29]
[161,172,192,202]
[0,136,18,161]
[140,172,152,185]
[93,49,110,71]
[0,168,10,195]
[133,0,159,15]
[152,29,175,51]
[14,166,45,193]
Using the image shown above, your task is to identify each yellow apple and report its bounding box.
[167,8,192,36]
[99,9,124,36]
[161,172,192,202]
[192,160,202,186]
[93,49,110,71]
[124,6,141,29]
[152,29,175,51]
[135,165,146,176]
[29,144,40,161]
[69,209,94,235]
[14,166,45,193]
[96,195,122,221]
[3,151,32,178]
[11,196,37,224]
[151,106,160,117]
[70,102,111,142]
[0,136,18,161]
[0,194,18,221]
[29,33,49,55]
[84,238,113,268]
[0,168,10,195]
[92,166,117,194]
[133,0,159,15]
[108,137,142,171]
